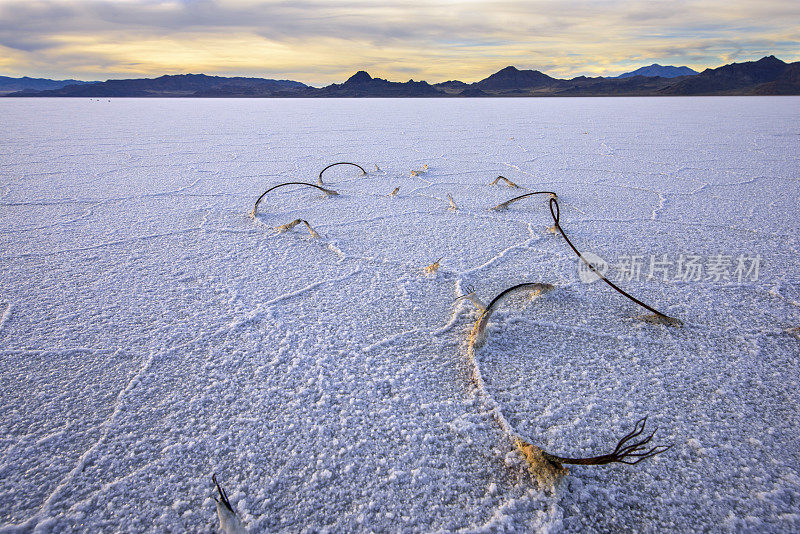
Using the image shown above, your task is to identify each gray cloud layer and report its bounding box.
[1,0,798,82]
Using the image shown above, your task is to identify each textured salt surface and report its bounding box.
[1,97,799,532]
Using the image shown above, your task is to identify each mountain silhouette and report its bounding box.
[615,64,698,78]
[0,76,93,95]
[474,66,556,91]
[8,74,306,97]
[660,56,791,95]
[6,57,798,97]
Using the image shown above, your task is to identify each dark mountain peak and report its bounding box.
[615,64,698,78]
[315,71,442,96]
[345,71,373,85]
[661,56,793,95]
[713,55,785,72]
[756,55,784,66]
[715,55,786,76]
[477,65,555,90]
[433,80,468,94]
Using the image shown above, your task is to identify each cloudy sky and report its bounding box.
[1,0,798,84]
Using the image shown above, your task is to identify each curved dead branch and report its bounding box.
[318,162,367,185]
[251,182,337,217]
[470,282,555,347]
[490,191,558,211]
[465,283,672,486]
[489,190,680,325]
[547,197,680,325]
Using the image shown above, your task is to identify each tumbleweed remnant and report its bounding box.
[424,257,442,274]
[490,176,520,188]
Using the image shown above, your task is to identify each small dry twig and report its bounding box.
[490,176,520,188]
[424,257,442,274]
[447,194,458,211]
[318,162,367,185]
[252,182,337,217]
[454,284,487,312]
[410,164,429,176]
[388,186,400,197]
[212,474,245,534]
[275,219,320,238]
[455,283,476,301]
[212,474,235,516]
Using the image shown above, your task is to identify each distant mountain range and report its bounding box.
[4,56,798,97]
[0,75,93,95]
[615,64,698,78]
[3,73,307,97]
[659,55,793,95]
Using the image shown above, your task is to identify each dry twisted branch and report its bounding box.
[490,191,558,211]
[275,219,320,238]
[469,282,555,347]
[251,182,338,218]
[447,193,458,210]
[465,283,673,486]
[542,417,672,467]
[212,474,245,534]
[547,197,681,325]
[489,189,680,324]
[212,474,235,515]
[317,162,367,185]
[455,284,486,311]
